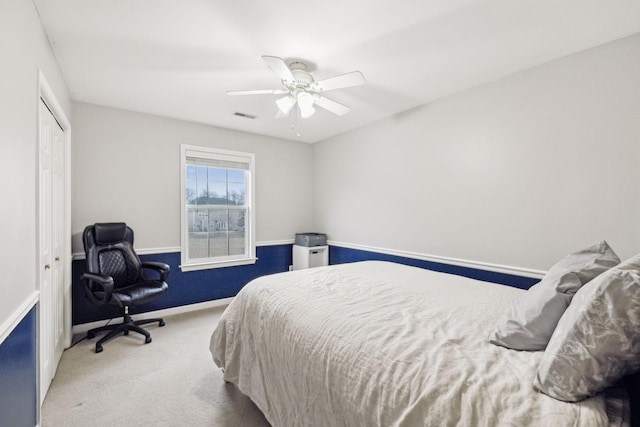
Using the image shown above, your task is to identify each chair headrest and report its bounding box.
[94,223,128,245]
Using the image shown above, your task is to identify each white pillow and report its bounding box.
[488,241,619,351]
[533,252,640,402]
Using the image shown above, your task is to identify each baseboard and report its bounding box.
[71,297,233,337]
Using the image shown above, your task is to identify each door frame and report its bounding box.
[37,70,72,406]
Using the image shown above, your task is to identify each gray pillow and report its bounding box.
[488,241,619,350]
[533,252,640,401]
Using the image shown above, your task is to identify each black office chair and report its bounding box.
[81,222,169,353]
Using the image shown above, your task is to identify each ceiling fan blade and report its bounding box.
[227,89,288,95]
[315,71,365,92]
[262,56,295,84]
[314,96,351,116]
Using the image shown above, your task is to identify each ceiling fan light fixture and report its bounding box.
[275,95,295,115]
[297,91,315,118]
[299,103,315,119]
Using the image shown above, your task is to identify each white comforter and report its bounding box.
[210,261,610,426]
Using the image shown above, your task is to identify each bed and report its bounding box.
[210,261,631,426]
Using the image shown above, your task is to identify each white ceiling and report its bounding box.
[34,0,640,143]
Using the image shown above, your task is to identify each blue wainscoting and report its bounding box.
[73,243,539,325]
[329,245,540,290]
[0,306,37,427]
[73,244,293,325]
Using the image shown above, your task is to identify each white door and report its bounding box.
[39,98,66,404]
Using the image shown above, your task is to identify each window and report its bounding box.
[180,145,255,271]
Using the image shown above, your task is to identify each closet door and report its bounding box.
[38,98,65,404]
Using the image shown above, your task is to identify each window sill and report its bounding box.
[180,257,257,272]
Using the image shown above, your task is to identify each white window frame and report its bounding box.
[180,144,256,271]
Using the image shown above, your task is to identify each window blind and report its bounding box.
[185,153,250,170]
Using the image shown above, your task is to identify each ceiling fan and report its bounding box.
[227,56,366,119]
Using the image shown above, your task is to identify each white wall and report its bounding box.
[72,102,313,252]
[0,0,71,334]
[313,34,640,271]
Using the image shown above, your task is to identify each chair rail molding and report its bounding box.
[0,291,39,347]
[328,240,546,279]
[73,240,294,260]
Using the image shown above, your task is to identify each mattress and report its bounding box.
[210,261,619,426]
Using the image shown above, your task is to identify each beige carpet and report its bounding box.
[42,306,271,427]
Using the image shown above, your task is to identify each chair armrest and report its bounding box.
[81,273,114,304]
[141,261,170,281]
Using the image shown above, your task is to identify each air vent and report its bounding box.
[233,112,256,119]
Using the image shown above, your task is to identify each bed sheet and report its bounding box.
[211,261,611,426]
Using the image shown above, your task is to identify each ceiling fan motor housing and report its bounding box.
[288,62,315,89]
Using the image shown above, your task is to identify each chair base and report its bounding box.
[87,312,165,353]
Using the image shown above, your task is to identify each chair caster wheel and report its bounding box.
[124,330,129,336]
[95,345,103,353]
[159,320,165,327]
[145,336,152,344]
[87,332,96,339]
